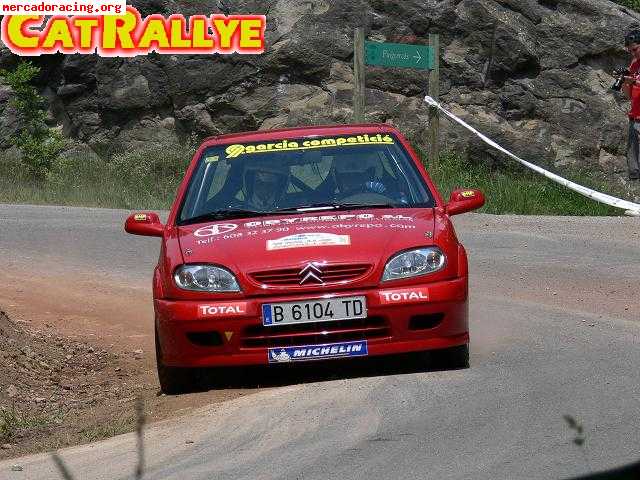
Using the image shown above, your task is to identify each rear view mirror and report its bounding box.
[446,189,485,216]
[124,212,164,237]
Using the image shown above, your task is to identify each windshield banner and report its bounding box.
[224,134,395,158]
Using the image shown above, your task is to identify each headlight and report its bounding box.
[382,247,446,282]
[174,264,241,292]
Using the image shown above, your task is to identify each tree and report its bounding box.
[0,61,65,180]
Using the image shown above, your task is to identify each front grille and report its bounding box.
[250,263,371,287]
[241,316,390,348]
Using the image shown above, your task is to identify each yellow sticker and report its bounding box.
[205,155,219,163]
[224,331,234,341]
[461,190,475,198]
[134,213,147,221]
[225,134,395,159]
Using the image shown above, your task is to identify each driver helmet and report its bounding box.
[332,153,383,193]
[242,159,290,210]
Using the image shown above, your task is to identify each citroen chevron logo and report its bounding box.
[299,262,324,285]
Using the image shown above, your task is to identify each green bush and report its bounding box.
[0,139,197,209]
[0,61,65,180]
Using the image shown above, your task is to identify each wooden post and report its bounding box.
[353,28,366,123]
[428,33,440,164]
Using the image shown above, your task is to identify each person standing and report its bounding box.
[623,30,640,180]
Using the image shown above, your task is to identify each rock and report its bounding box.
[10,465,22,472]
[56,84,86,98]
[21,346,35,358]
[1,444,13,450]
[133,349,144,355]
[59,140,102,163]
[6,384,18,398]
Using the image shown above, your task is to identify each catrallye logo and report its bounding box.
[268,340,368,363]
[1,7,265,56]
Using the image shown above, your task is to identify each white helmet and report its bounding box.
[332,153,383,192]
[242,159,290,208]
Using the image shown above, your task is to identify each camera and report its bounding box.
[612,67,631,91]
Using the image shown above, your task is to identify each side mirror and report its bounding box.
[446,189,485,216]
[124,212,164,237]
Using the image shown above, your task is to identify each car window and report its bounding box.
[178,133,434,223]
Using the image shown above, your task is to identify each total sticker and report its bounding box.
[198,302,247,317]
[460,190,476,198]
[379,287,429,304]
[266,233,350,251]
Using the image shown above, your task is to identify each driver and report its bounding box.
[242,160,290,210]
[332,153,387,196]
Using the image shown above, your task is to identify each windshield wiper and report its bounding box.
[274,202,396,213]
[180,203,399,225]
[178,209,265,225]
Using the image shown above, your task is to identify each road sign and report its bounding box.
[353,32,440,163]
[364,41,434,70]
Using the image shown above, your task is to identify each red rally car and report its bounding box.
[125,124,485,394]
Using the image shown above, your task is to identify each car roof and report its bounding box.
[201,123,405,145]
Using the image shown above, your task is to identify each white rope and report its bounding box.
[424,95,640,217]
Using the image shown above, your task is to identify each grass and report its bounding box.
[425,150,626,216]
[0,404,49,443]
[0,140,195,210]
[78,415,136,443]
[0,142,634,216]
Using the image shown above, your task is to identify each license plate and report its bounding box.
[262,296,367,326]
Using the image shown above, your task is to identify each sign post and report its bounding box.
[352,32,440,163]
[428,33,440,164]
[353,28,366,123]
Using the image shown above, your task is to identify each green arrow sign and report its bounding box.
[364,41,434,70]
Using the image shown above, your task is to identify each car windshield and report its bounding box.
[178,133,434,224]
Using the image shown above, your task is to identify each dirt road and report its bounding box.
[0,204,639,479]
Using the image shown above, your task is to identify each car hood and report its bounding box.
[177,208,435,290]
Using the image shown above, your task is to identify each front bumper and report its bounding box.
[155,277,468,367]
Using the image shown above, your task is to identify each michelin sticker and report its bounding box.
[266,233,350,251]
[268,340,368,363]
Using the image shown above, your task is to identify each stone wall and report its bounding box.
[1,0,639,179]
